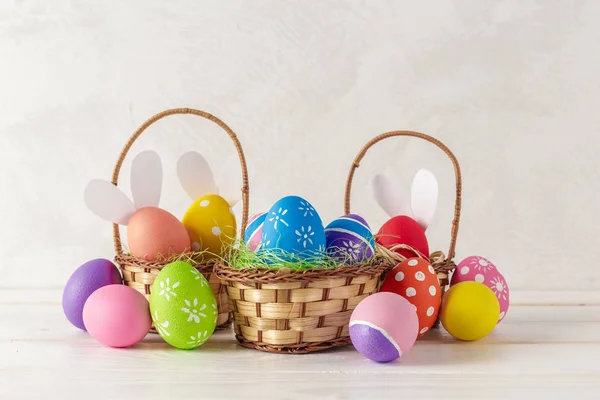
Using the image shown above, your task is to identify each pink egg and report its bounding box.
[451,255,510,323]
[82,284,151,348]
[127,207,191,261]
[349,292,419,362]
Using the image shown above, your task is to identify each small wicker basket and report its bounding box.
[110,108,250,331]
[344,130,463,298]
[213,260,391,353]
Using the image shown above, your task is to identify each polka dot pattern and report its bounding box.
[380,257,442,337]
[182,194,237,259]
[452,255,510,324]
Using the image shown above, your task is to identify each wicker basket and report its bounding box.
[213,260,391,353]
[110,108,251,331]
[344,130,463,299]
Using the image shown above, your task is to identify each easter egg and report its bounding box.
[260,196,326,262]
[324,214,375,264]
[149,261,218,350]
[128,207,191,261]
[440,281,500,341]
[244,212,266,251]
[182,194,236,260]
[380,257,441,336]
[62,258,122,330]
[376,215,429,259]
[350,292,419,363]
[451,255,510,323]
[82,284,151,347]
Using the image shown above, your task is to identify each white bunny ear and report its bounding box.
[217,154,242,207]
[177,151,217,201]
[131,150,162,208]
[84,179,136,225]
[371,173,411,217]
[410,169,438,230]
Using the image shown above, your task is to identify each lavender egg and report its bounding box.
[62,258,122,330]
[325,214,375,264]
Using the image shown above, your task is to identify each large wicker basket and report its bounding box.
[110,108,251,331]
[344,130,463,299]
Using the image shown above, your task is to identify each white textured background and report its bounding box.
[0,0,598,292]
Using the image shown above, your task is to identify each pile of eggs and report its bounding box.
[243,195,376,266]
[242,194,510,364]
[349,254,510,363]
[62,258,218,349]
[68,157,510,359]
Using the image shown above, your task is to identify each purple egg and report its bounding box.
[62,258,122,330]
[325,214,375,263]
[349,324,401,363]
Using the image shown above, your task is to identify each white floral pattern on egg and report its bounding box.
[260,196,325,262]
[451,255,510,323]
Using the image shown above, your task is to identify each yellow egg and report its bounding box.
[439,281,500,341]
[182,194,236,260]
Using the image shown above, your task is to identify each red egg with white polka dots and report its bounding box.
[380,257,442,336]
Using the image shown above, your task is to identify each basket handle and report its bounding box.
[344,131,461,262]
[111,108,250,255]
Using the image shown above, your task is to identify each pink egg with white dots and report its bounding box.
[450,256,510,323]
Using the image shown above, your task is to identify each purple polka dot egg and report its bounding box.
[324,214,375,264]
[451,255,510,323]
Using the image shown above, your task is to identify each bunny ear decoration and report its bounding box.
[371,173,411,217]
[130,150,163,209]
[410,169,438,230]
[177,151,217,201]
[216,153,243,207]
[84,179,136,225]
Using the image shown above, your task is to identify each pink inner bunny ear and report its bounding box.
[177,151,217,201]
[410,169,438,230]
[371,173,410,217]
[84,179,136,225]
[131,150,162,209]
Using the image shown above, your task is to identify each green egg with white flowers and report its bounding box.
[149,261,217,349]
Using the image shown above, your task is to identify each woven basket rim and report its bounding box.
[213,257,392,284]
[114,252,216,273]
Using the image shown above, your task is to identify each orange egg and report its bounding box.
[380,257,441,336]
[127,207,191,261]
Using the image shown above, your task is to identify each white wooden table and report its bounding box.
[2,289,599,399]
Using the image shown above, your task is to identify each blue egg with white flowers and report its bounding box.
[260,196,326,263]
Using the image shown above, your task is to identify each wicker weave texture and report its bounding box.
[214,260,391,353]
[103,107,251,332]
[116,255,232,328]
